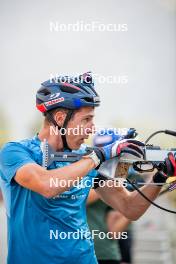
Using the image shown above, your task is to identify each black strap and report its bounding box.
[46,110,74,151]
[61,110,74,150]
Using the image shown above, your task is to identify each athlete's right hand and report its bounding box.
[91,139,145,166]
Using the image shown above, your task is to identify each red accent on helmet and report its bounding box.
[36,103,47,113]
[62,83,81,90]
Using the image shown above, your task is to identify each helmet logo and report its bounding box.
[49,93,60,99]
[45,97,64,106]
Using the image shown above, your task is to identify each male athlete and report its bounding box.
[0,72,175,264]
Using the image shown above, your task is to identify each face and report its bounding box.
[66,107,95,149]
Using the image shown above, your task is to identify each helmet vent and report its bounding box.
[39,88,51,96]
[84,97,93,103]
[60,85,79,94]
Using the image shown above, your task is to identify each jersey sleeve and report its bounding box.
[0,142,36,184]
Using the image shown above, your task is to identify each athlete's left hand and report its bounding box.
[153,152,176,184]
[164,152,176,176]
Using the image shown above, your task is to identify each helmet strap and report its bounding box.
[46,110,74,151]
[62,110,74,151]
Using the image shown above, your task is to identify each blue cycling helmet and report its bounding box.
[93,128,137,147]
[36,72,100,150]
[36,72,100,112]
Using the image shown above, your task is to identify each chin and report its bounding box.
[74,142,83,150]
[70,144,81,150]
[69,139,84,150]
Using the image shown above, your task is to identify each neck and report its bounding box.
[38,124,63,151]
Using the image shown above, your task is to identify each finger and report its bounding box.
[165,158,172,176]
[127,143,144,157]
[118,142,144,156]
[125,139,145,147]
[120,148,143,158]
[166,152,176,176]
[168,152,175,165]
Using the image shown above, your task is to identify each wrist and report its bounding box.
[82,150,100,169]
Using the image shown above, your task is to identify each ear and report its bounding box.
[54,111,66,127]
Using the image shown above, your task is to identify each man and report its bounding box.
[0,72,175,264]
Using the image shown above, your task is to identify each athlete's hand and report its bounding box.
[164,152,176,176]
[153,152,176,184]
[92,139,145,165]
